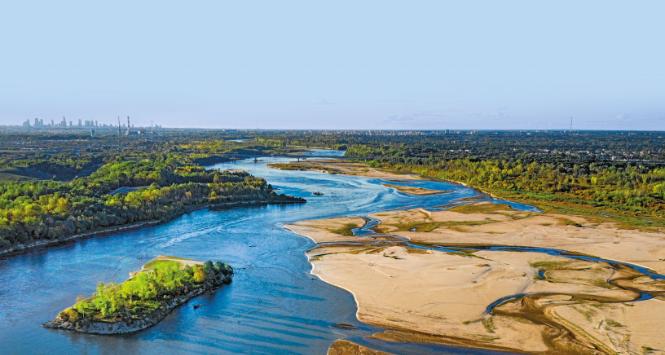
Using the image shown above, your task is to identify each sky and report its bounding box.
[0,1,664,130]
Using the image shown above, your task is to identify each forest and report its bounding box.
[2,128,664,252]
[0,131,303,253]
[256,130,665,227]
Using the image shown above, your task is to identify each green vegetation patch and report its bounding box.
[449,203,515,214]
[0,156,299,252]
[329,222,360,236]
[605,319,625,328]
[394,219,496,233]
[340,139,665,229]
[57,258,233,323]
[530,260,571,271]
[142,256,190,270]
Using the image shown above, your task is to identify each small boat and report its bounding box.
[313,191,324,196]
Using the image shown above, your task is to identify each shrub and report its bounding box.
[192,265,206,283]
[59,308,80,322]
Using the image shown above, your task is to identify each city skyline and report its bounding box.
[1,1,664,130]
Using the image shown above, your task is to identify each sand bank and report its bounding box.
[285,217,366,243]
[269,159,422,181]
[288,203,665,353]
[327,340,388,355]
[371,203,665,274]
[382,183,448,195]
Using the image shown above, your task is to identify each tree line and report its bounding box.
[345,144,665,226]
[0,152,299,251]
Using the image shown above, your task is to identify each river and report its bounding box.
[0,151,534,354]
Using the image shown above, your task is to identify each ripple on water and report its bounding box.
[0,155,506,354]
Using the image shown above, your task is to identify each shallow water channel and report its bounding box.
[3,151,656,354]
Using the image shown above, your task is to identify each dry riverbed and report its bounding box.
[286,204,665,354]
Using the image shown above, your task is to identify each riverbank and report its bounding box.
[269,159,422,181]
[44,256,233,335]
[382,164,665,230]
[0,197,304,259]
[271,158,665,230]
[327,339,388,355]
[371,203,665,274]
[382,183,448,196]
[286,217,366,243]
[286,203,665,354]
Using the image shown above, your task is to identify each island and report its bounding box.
[2,128,664,353]
[44,256,233,334]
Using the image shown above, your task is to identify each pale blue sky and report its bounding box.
[1,1,664,130]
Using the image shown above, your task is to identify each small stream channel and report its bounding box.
[1,151,660,354]
[349,216,665,315]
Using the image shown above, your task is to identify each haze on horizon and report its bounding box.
[1,0,664,131]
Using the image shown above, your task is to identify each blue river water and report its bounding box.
[0,151,536,354]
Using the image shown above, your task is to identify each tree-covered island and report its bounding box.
[44,256,233,334]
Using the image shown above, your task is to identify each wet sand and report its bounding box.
[370,204,665,274]
[382,184,448,196]
[285,217,366,243]
[287,204,665,353]
[279,159,665,353]
[309,245,556,352]
[551,298,665,354]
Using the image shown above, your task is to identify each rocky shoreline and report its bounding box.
[44,260,233,335]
